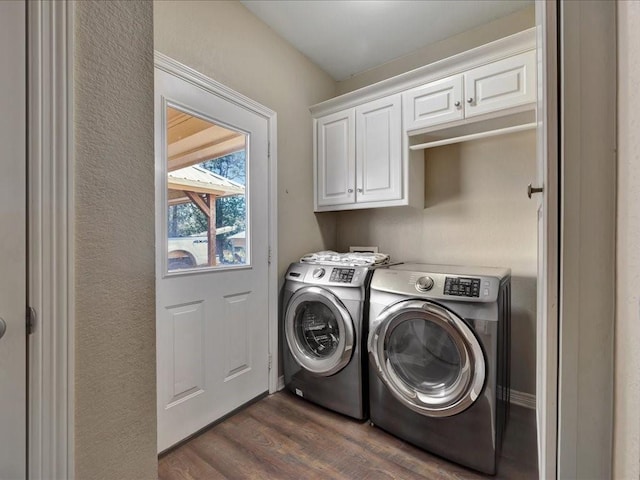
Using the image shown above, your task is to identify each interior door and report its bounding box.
[534,1,559,478]
[0,1,27,477]
[155,65,270,452]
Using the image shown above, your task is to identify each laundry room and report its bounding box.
[151,1,540,478]
[13,0,623,478]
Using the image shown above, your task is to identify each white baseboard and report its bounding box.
[510,389,536,410]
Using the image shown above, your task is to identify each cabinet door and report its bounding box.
[356,94,402,204]
[317,109,355,207]
[402,75,463,132]
[464,50,537,118]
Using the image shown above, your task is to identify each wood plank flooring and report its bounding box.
[158,391,538,480]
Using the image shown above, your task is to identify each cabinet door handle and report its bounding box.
[467,98,474,104]
[454,101,461,108]
[347,188,354,193]
[357,188,363,193]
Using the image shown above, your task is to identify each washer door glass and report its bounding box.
[369,300,485,417]
[285,286,354,376]
[295,301,340,358]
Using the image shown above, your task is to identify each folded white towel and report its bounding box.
[300,250,390,266]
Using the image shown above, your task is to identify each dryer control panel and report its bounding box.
[444,277,481,298]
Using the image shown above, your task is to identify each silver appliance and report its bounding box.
[282,262,372,420]
[367,264,511,474]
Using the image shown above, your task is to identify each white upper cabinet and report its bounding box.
[465,50,537,118]
[403,75,464,132]
[315,94,405,211]
[404,49,537,133]
[316,109,355,207]
[311,28,536,212]
[355,95,402,204]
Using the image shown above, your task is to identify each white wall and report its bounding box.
[154,0,338,278]
[336,131,538,394]
[615,2,640,478]
[74,1,157,479]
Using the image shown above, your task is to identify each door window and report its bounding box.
[165,105,248,272]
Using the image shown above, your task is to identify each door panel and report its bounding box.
[403,75,464,132]
[316,110,355,206]
[0,1,27,478]
[465,50,537,118]
[156,66,270,452]
[356,94,402,203]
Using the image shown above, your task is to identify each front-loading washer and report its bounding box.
[282,262,373,420]
[368,264,511,474]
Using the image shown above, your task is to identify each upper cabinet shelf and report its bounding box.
[310,28,537,212]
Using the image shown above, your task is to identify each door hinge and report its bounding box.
[268,353,273,370]
[268,246,272,265]
[268,141,271,159]
[26,306,37,335]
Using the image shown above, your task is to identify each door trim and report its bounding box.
[28,1,75,478]
[154,51,279,394]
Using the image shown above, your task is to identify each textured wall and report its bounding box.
[74,1,157,479]
[337,5,535,95]
[336,131,538,395]
[615,2,640,478]
[154,0,337,279]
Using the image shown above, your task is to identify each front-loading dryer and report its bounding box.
[368,264,511,474]
[282,262,372,420]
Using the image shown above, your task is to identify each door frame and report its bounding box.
[27,0,75,478]
[154,51,280,395]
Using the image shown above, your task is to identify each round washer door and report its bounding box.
[368,300,485,417]
[285,286,355,376]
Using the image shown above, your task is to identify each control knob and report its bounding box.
[312,267,326,279]
[415,276,434,292]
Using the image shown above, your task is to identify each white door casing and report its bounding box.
[535,1,559,478]
[155,54,277,452]
[0,1,27,478]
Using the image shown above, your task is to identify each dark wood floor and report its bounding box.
[158,391,538,480]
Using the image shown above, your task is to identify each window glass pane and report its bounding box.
[387,318,461,394]
[295,302,340,358]
[166,106,248,271]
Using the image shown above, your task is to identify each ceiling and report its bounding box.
[241,0,533,81]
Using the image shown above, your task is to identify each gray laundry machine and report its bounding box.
[282,262,373,420]
[367,264,511,475]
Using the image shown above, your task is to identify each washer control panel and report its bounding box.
[330,267,356,283]
[444,276,481,298]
